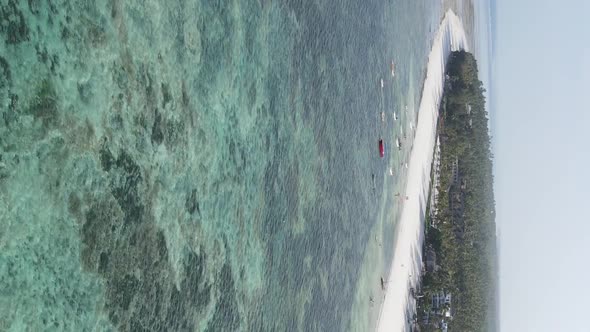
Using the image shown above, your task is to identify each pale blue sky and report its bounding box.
[495,0,590,331]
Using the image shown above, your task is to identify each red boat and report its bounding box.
[379,139,385,158]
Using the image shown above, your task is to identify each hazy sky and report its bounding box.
[495,0,590,331]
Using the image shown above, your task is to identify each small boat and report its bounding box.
[379,139,385,157]
[381,111,386,122]
[389,167,394,176]
[393,112,398,121]
[390,61,395,77]
[395,137,401,149]
[380,78,384,88]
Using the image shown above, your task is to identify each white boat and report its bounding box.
[390,61,395,77]
[393,112,398,121]
[380,79,384,88]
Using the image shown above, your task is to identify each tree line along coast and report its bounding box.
[414,51,498,332]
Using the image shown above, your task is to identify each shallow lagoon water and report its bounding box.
[0,0,438,330]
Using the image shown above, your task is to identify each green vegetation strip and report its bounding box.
[417,51,497,332]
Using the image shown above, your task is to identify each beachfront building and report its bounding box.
[431,291,453,320]
[420,294,453,331]
[443,293,451,306]
[466,104,473,129]
[431,291,451,310]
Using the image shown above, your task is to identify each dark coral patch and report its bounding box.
[98,141,115,172]
[151,109,164,145]
[205,263,239,332]
[26,79,59,129]
[74,146,213,330]
[98,149,144,226]
[185,189,200,216]
[27,0,40,15]
[161,82,171,108]
[0,56,11,89]
[0,0,30,45]
[79,192,212,331]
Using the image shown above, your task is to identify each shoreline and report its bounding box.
[375,10,469,332]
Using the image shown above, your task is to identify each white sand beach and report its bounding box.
[376,10,469,332]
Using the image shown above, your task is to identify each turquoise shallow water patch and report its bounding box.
[0,0,437,330]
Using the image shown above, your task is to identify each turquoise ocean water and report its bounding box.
[0,0,440,330]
